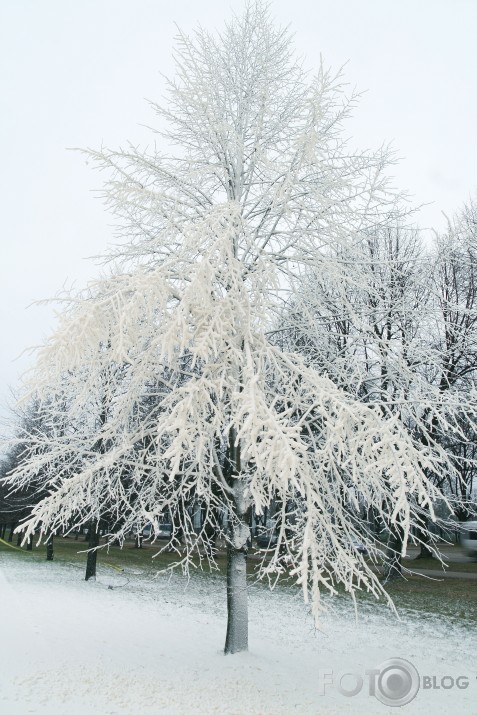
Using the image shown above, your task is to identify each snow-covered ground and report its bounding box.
[0,552,475,715]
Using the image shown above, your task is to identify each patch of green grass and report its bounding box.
[402,557,477,574]
[379,575,477,626]
[0,537,214,573]
[2,537,476,628]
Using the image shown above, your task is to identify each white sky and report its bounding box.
[1,0,476,420]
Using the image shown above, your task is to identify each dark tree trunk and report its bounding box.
[46,534,54,561]
[203,521,218,558]
[277,498,294,555]
[26,535,33,551]
[253,508,263,538]
[0,523,6,539]
[369,505,383,536]
[8,522,16,543]
[382,526,404,581]
[16,533,22,547]
[414,508,434,559]
[85,522,100,581]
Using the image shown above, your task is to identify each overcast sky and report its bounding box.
[1,0,476,422]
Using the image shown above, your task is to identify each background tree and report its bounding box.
[425,198,477,532]
[1,400,58,551]
[282,214,477,567]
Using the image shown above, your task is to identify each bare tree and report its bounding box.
[284,215,477,568]
[426,198,477,529]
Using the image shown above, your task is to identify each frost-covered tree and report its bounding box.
[1,399,64,551]
[281,221,436,571]
[427,199,477,525]
[433,199,477,391]
[287,207,477,557]
[4,3,465,654]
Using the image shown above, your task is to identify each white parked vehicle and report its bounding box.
[461,521,477,559]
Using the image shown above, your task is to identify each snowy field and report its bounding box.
[0,552,476,715]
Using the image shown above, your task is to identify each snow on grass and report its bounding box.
[0,552,475,714]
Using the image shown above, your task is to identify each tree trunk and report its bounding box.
[382,525,404,582]
[85,522,100,581]
[26,535,33,551]
[224,420,251,656]
[16,533,22,548]
[8,522,16,543]
[369,505,383,536]
[224,519,250,655]
[46,533,54,561]
[415,508,434,559]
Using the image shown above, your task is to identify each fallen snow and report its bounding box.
[0,552,475,714]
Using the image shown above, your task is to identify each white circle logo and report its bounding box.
[375,658,420,707]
